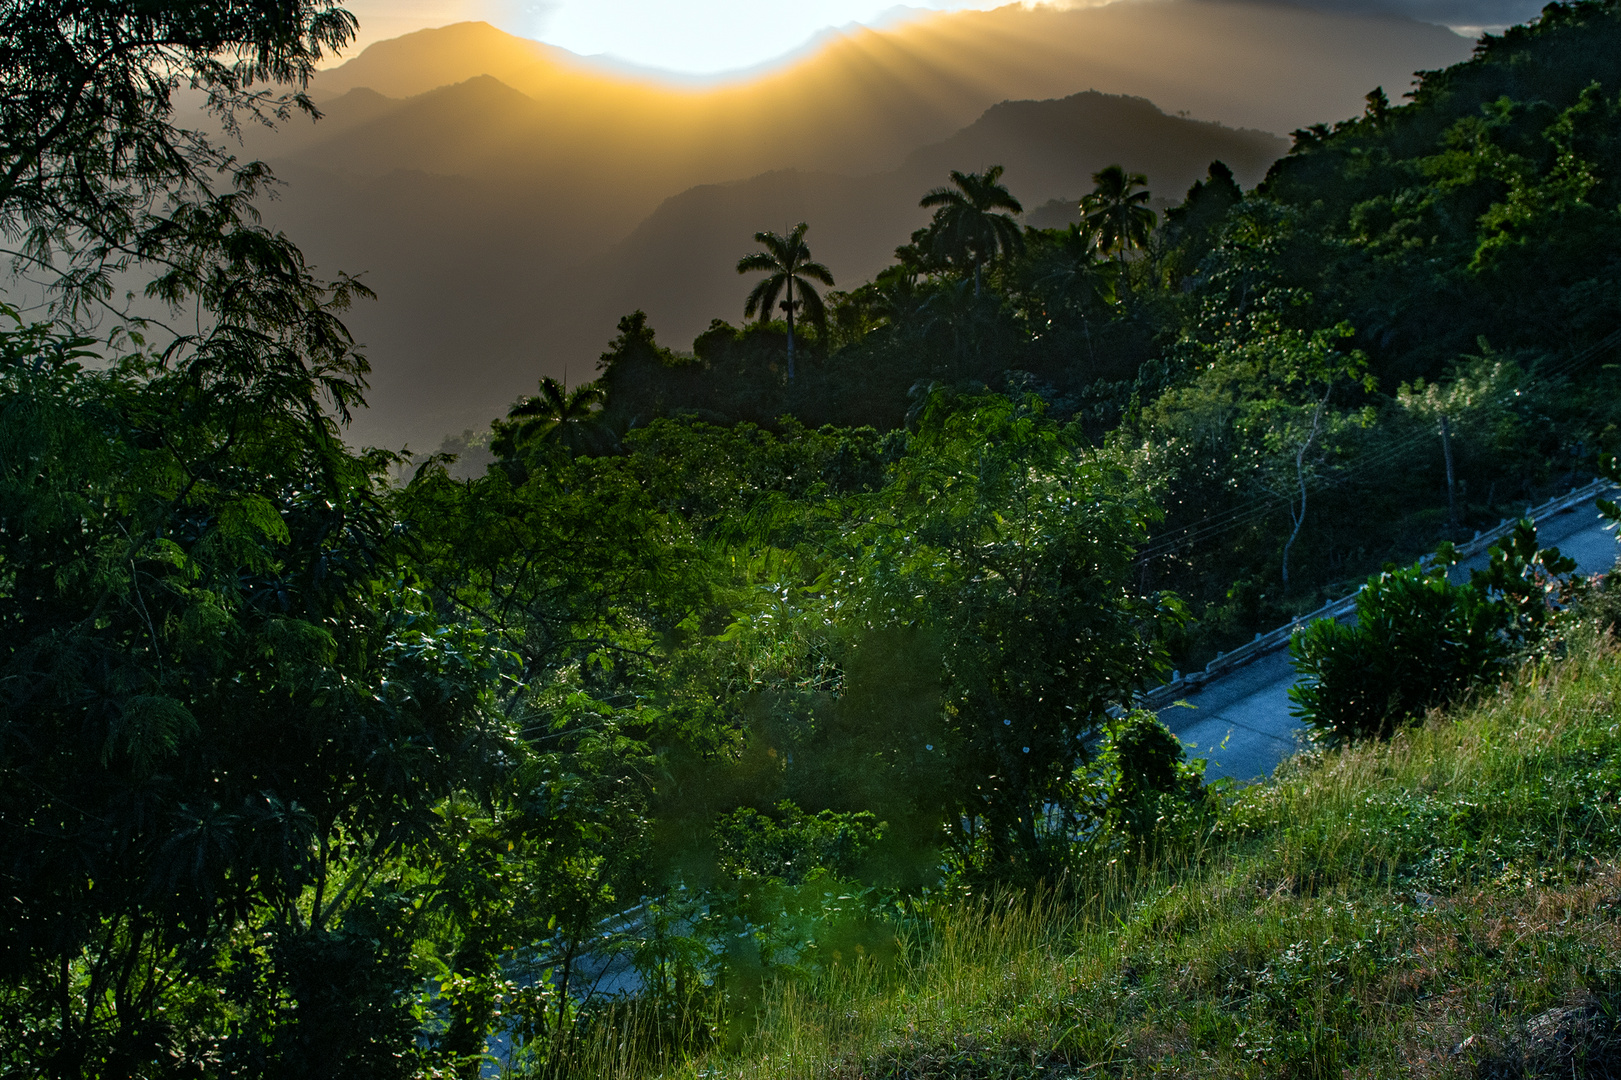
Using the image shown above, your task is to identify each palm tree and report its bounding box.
[918,165,1024,297]
[919,276,990,372]
[1030,222,1120,307]
[736,222,834,383]
[1080,165,1157,264]
[491,376,608,459]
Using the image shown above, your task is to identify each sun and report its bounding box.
[335,0,1024,74]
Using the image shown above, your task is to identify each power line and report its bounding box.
[1133,326,1621,564]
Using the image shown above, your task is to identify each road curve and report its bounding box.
[1159,494,1620,783]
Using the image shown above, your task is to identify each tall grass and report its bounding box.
[524,630,1621,1079]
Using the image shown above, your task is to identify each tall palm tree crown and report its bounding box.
[1028,223,1120,367]
[1080,165,1157,263]
[491,375,608,459]
[736,222,835,383]
[919,165,1025,297]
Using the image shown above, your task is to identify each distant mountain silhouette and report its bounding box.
[305,4,1468,159]
[547,93,1288,371]
[247,1,1471,449]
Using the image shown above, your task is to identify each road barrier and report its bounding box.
[1136,478,1616,711]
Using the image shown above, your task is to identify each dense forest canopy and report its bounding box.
[1,0,1619,1075]
[584,0,1621,659]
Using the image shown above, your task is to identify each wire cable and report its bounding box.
[1133,326,1621,564]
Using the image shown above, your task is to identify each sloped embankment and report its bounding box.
[665,630,1621,1079]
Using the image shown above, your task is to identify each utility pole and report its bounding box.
[1440,414,1458,529]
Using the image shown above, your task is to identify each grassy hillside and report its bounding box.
[557,626,1621,1079]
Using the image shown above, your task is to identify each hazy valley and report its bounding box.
[243,1,1472,448]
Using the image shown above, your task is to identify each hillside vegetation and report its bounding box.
[574,0,1621,666]
[0,1,1618,1078]
[579,623,1621,1079]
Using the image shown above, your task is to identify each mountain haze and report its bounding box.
[304,2,1469,158]
[548,93,1288,372]
[267,92,1283,447]
[244,1,1473,448]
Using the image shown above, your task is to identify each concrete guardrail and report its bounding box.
[1135,478,1616,711]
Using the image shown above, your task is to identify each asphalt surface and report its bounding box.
[1159,496,1620,783]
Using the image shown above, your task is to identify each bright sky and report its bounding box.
[338,0,1015,74]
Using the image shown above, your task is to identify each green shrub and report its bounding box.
[1092,710,1211,854]
[1289,520,1578,741]
[1288,560,1510,741]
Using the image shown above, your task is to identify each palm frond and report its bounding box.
[795,278,829,325]
[744,274,783,320]
[736,251,780,274]
[568,383,606,412]
[920,186,966,209]
[798,260,835,287]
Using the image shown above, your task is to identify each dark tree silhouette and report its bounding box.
[1081,165,1157,264]
[919,165,1024,297]
[493,376,609,458]
[1028,223,1120,367]
[736,222,835,382]
[1030,223,1120,307]
[0,0,361,318]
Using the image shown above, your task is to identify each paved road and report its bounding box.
[1161,496,1619,783]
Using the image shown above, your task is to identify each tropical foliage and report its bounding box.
[3,0,1621,1075]
[491,375,610,461]
[1288,520,1581,741]
[1080,164,1157,263]
[918,166,1026,296]
[735,222,835,381]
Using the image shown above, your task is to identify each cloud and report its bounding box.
[1285,0,1542,33]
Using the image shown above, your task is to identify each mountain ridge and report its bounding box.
[266,87,1285,448]
[545,89,1289,375]
[243,1,1474,448]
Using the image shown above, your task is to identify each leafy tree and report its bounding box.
[0,298,511,1076]
[1026,224,1120,309]
[1260,324,1374,594]
[1080,164,1157,265]
[919,166,1025,297]
[392,441,719,1069]
[844,391,1180,878]
[1160,160,1244,286]
[0,4,543,1075]
[594,310,706,432]
[0,0,362,321]
[918,277,1005,375]
[736,223,835,383]
[1021,222,1121,371]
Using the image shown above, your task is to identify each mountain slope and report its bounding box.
[269,90,1282,448]
[245,1,1471,448]
[549,92,1288,374]
[267,0,1469,239]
